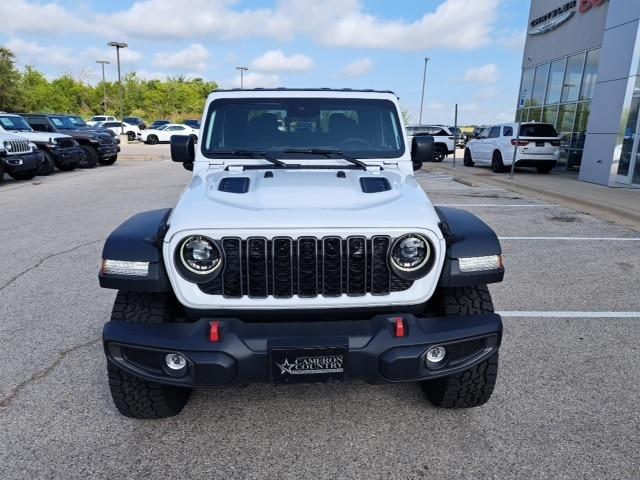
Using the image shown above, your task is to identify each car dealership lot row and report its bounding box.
[0,148,639,479]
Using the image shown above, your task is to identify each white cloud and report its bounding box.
[340,58,372,78]
[464,63,499,84]
[0,0,501,52]
[5,38,75,68]
[153,43,210,72]
[250,50,313,73]
[233,72,281,89]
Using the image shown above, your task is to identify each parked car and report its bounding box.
[65,115,120,144]
[137,123,199,144]
[183,119,201,129]
[0,131,42,182]
[87,115,117,126]
[149,120,170,130]
[0,113,82,174]
[123,117,147,130]
[97,121,141,141]
[448,126,467,147]
[99,88,505,419]
[21,114,120,168]
[406,125,455,162]
[464,122,561,173]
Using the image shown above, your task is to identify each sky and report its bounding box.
[0,0,531,125]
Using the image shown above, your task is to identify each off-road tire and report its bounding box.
[9,170,37,181]
[421,285,498,408]
[79,145,99,168]
[36,149,55,176]
[107,291,191,419]
[433,144,446,162]
[98,155,117,166]
[146,135,158,145]
[536,164,554,174]
[463,148,474,167]
[491,150,506,173]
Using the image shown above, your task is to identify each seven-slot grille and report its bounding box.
[198,236,413,298]
[3,139,31,154]
[54,137,75,148]
[99,135,115,145]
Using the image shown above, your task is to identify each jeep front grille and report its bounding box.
[3,140,31,154]
[198,236,413,298]
[99,136,114,145]
[54,137,75,148]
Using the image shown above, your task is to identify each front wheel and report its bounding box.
[127,131,136,141]
[107,291,191,419]
[36,149,55,176]
[433,144,446,162]
[463,148,474,167]
[421,285,499,408]
[78,145,98,168]
[146,135,158,145]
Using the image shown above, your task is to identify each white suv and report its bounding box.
[87,115,116,126]
[464,122,561,173]
[406,125,455,162]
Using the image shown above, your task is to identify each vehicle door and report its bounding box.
[163,125,186,141]
[486,126,501,159]
[470,127,491,162]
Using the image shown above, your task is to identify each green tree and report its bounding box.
[0,46,22,111]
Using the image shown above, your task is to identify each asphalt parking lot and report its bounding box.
[1,146,639,479]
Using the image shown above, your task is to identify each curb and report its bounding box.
[429,163,640,232]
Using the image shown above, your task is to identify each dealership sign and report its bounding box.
[528,0,606,35]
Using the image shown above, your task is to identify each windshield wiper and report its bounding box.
[283,148,368,170]
[211,150,291,168]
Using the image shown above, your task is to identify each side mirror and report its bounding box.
[171,135,195,171]
[411,135,434,168]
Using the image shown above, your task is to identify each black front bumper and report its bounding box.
[0,151,42,174]
[103,312,502,388]
[50,146,83,166]
[96,144,120,158]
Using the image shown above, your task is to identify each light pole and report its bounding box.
[235,66,248,88]
[96,60,110,113]
[419,57,430,125]
[108,41,127,133]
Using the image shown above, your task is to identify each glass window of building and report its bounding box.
[529,107,542,122]
[561,53,586,102]
[617,96,640,177]
[580,49,600,101]
[531,63,550,107]
[557,103,577,147]
[519,68,535,108]
[542,105,559,125]
[545,59,566,104]
[572,102,590,149]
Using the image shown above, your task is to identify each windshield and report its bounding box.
[49,116,77,129]
[202,98,404,159]
[520,123,558,137]
[0,115,33,131]
[69,116,87,126]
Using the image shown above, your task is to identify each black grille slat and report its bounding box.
[222,238,242,298]
[199,235,412,298]
[272,237,293,298]
[322,237,342,296]
[347,237,367,295]
[297,237,318,297]
[371,236,391,295]
[247,238,268,297]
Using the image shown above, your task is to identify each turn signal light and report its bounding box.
[209,321,222,343]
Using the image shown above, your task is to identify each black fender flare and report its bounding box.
[99,209,172,292]
[435,207,504,287]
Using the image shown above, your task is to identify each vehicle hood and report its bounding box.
[12,131,70,142]
[167,167,441,234]
[59,128,110,140]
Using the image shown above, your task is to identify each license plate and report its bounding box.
[271,347,346,384]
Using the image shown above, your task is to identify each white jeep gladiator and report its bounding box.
[99,89,505,419]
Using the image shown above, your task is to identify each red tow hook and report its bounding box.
[209,321,222,343]
[391,317,406,338]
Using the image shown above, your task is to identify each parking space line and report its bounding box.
[425,188,505,191]
[434,204,557,207]
[499,236,640,241]
[499,311,640,318]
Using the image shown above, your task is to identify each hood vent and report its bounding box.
[360,177,391,193]
[219,177,250,194]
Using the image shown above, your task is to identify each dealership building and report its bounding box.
[519,0,640,187]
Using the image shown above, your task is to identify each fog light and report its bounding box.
[165,353,187,371]
[426,346,446,364]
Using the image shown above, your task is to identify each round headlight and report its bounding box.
[179,236,222,275]
[390,234,431,272]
